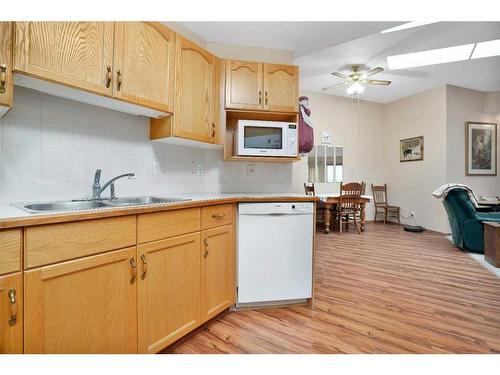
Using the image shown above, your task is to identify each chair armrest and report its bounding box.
[478,212,500,221]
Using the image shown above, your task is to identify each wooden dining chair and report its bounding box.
[371,183,400,224]
[338,182,364,234]
[304,183,330,229]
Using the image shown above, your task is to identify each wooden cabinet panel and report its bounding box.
[137,208,201,244]
[0,229,21,275]
[202,225,235,321]
[14,22,114,96]
[225,60,262,110]
[0,22,13,117]
[173,35,217,143]
[113,22,175,112]
[24,247,137,353]
[138,233,201,353]
[263,63,298,113]
[201,204,234,230]
[25,216,136,268]
[0,272,23,354]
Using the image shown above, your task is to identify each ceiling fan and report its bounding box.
[322,65,391,93]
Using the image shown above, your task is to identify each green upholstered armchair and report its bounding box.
[442,189,500,253]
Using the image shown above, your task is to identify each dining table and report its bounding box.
[316,193,372,234]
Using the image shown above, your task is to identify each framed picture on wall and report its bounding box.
[466,122,497,176]
[400,136,424,162]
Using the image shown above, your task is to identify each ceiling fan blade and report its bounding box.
[366,67,384,76]
[360,67,384,80]
[366,79,391,86]
[322,81,349,91]
[331,72,347,79]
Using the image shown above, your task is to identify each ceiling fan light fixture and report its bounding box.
[347,82,365,95]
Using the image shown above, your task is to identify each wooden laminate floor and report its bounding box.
[165,223,500,353]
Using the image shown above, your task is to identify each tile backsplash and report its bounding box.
[0,87,296,203]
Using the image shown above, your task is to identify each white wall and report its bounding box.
[384,86,449,233]
[0,88,297,203]
[446,85,500,198]
[207,42,293,64]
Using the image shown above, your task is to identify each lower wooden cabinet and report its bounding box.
[0,272,23,354]
[137,232,201,353]
[23,247,137,354]
[202,225,235,321]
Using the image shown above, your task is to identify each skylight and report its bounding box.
[381,21,439,34]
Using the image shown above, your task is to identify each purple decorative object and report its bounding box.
[298,96,314,155]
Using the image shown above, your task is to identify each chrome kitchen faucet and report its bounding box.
[92,169,135,199]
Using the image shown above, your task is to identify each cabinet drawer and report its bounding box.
[25,216,136,268]
[0,229,22,275]
[201,204,234,230]
[137,208,201,244]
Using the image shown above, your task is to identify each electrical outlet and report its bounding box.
[152,158,167,175]
[191,161,204,176]
[246,164,256,177]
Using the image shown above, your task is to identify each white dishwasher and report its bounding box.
[237,202,314,307]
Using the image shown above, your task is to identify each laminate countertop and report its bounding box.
[0,193,318,229]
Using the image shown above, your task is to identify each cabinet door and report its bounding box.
[225,60,263,110]
[202,225,235,321]
[0,273,22,354]
[263,63,299,113]
[138,233,201,353]
[24,247,137,354]
[0,22,13,117]
[173,35,217,143]
[113,22,175,113]
[14,22,114,96]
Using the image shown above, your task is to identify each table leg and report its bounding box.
[361,203,366,232]
[324,203,331,234]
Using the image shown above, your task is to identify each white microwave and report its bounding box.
[234,120,298,157]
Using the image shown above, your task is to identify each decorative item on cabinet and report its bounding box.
[13,21,174,118]
[0,22,13,118]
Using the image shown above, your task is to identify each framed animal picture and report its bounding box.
[400,136,424,162]
[466,122,497,176]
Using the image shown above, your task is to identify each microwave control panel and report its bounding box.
[287,124,298,156]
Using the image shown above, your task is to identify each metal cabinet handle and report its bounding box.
[140,254,147,280]
[105,65,112,88]
[204,238,209,258]
[130,258,137,284]
[116,70,122,91]
[258,90,262,105]
[211,213,225,219]
[8,288,17,326]
[0,64,7,94]
[211,122,216,138]
[265,91,268,105]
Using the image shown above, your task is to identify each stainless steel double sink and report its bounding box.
[14,196,191,214]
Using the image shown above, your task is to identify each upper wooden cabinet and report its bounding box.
[0,22,13,118]
[14,22,114,96]
[0,272,23,354]
[173,35,218,143]
[24,247,137,354]
[113,22,175,113]
[263,63,299,113]
[137,233,201,353]
[224,60,298,113]
[225,60,263,110]
[13,22,174,117]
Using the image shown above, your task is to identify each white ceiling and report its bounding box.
[179,21,500,103]
[178,22,399,57]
